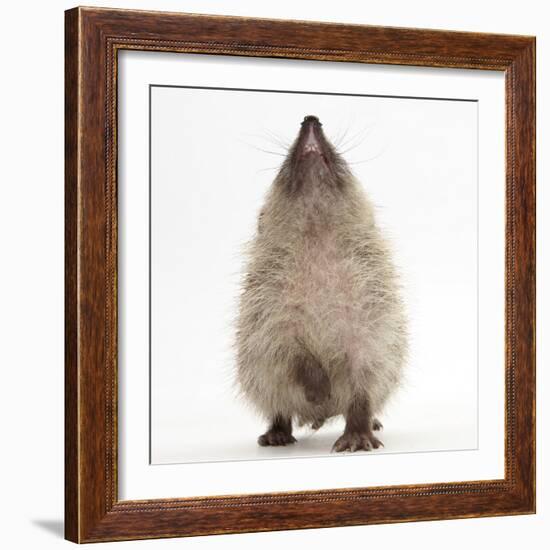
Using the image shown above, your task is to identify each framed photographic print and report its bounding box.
[65,6,536,543]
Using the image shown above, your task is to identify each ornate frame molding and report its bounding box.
[65,7,535,542]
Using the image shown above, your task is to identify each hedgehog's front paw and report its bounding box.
[332,431,383,452]
[293,354,331,405]
[304,378,331,405]
[258,429,297,447]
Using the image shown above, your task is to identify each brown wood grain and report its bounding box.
[64,7,79,543]
[64,6,536,543]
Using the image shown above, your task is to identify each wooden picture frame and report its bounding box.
[65,6,536,543]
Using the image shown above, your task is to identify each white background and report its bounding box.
[0,0,546,549]
[150,75,481,464]
[120,56,504,499]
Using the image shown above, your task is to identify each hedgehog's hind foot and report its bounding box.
[332,431,383,452]
[332,395,383,453]
[258,414,296,447]
[258,430,296,446]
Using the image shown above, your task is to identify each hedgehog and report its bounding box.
[235,115,407,452]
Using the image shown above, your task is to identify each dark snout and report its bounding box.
[302,115,322,127]
[281,115,345,192]
[297,115,325,157]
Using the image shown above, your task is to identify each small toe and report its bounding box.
[258,430,296,447]
[332,431,383,453]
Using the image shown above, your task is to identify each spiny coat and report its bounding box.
[235,115,407,452]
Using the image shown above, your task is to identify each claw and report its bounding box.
[258,430,297,447]
[332,431,383,453]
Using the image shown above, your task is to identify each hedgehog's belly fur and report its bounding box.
[283,237,371,369]
[238,234,397,423]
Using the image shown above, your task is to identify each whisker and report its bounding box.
[347,145,389,165]
[253,127,291,151]
[331,113,357,148]
[337,125,374,151]
[339,141,368,155]
[262,129,291,150]
[347,158,378,165]
[256,165,281,173]
[254,148,286,157]
[242,132,289,152]
[332,124,349,149]
[237,138,287,157]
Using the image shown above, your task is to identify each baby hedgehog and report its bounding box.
[236,115,407,452]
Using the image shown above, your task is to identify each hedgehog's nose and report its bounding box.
[302,115,322,127]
